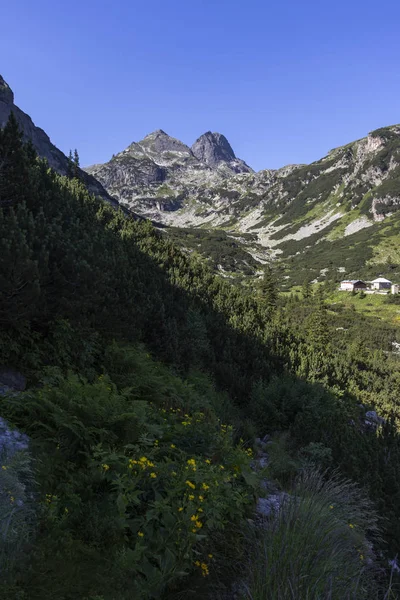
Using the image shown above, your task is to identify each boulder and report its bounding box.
[0,416,29,459]
[256,492,292,518]
[365,410,386,428]
[0,367,26,391]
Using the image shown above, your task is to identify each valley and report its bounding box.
[1,72,400,599]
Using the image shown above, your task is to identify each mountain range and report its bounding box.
[2,73,400,286]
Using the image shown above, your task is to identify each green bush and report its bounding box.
[0,348,256,599]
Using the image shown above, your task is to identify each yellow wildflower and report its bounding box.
[202,483,210,491]
[208,553,213,558]
[170,444,176,449]
[199,495,204,501]
[102,464,110,471]
[1,466,6,471]
[189,494,195,500]
[195,520,202,529]
[349,523,354,529]
[190,514,198,522]
[186,480,196,489]
[329,505,334,509]
[178,507,184,512]
[150,472,157,478]
[138,531,144,538]
[205,459,211,464]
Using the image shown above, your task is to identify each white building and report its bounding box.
[391,284,399,295]
[340,280,367,291]
[371,277,392,291]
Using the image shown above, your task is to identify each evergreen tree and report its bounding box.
[67,149,80,179]
[0,111,30,207]
[307,287,329,349]
[258,265,277,315]
[73,148,80,170]
[301,278,312,300]
[67,149,74,178]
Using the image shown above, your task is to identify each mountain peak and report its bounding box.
[144,129,169,138]
[139,130,191,155]
[191,131,236,166]
[0,75,14,105]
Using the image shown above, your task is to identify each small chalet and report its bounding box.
[371,277,392,290]
[340,280,367,292]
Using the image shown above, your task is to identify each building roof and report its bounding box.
[371,277,392,284]
[341,280,365,284]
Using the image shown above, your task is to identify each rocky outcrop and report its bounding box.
[192,131,236,166]
[0,416,29,459]
[0,75,14,104]
[0,367,26,391]
[191,131,252,174]
[0,368,33,570]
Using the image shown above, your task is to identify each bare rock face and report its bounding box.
[192,131,236,166]
[0,74,14,104]
[140,130,193,155]
[192,131,253,174]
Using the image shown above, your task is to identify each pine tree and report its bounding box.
[307,286,329,349]
[0,112,30,207]
[302,278,312,300]
[73,148,80,169]
[258,266,277,315]
[67,150,74,178]
[67,149,81,179]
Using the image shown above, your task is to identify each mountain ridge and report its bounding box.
[86,121,400,284]
[0,74,118,206]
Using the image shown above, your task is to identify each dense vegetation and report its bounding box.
[1,114,400,598]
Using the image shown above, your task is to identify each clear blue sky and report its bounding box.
[1,0,400,171]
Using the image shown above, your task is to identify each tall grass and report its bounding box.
[242,468,386,600]
[0,449,36,576]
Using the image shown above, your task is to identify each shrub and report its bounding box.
[0,353,256,598]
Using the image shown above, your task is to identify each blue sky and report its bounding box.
[1,0,400,170]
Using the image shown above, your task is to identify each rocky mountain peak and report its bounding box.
[191,131,236,166]
[0,75,14,105]
[140,129,192,155]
